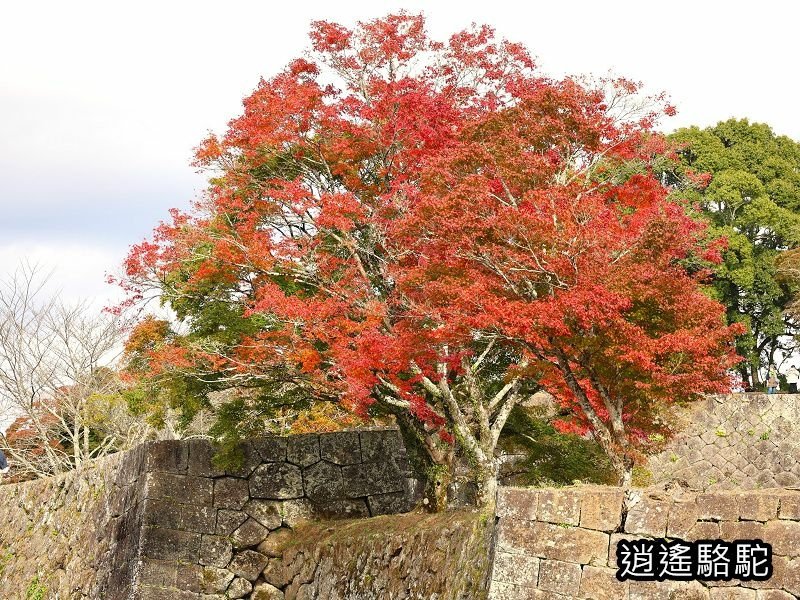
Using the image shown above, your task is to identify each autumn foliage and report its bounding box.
[122,13,741,496]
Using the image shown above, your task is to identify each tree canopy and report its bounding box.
[666,119,800,386]
[121,13,740,499]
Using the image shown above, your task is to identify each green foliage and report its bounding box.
[25,575,47,600]
[666,119,800,384]
[497,406,617,486]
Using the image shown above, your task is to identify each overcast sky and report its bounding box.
[1,0,798,306]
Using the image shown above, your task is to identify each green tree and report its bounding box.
[666,119,800,386]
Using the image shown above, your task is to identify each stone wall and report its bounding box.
[0,444,147,600]
[133,429,421,599]
[262,509,494,600]
[647,393,800,490]
[492,485,800,598]
[0,428,422,599]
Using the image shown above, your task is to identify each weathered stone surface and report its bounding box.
[755,590,795,599]
[180,504,217,534]
[625,494,670,536]
[281,499,315,527]
[580,488,624,532]
[224,441,263,478]
[199,566,234,594]
[186,439,223,477]
[138,559,177,588]
[286,434,320,467]
[227,577,254,599]
[667,498,700,538]
[253,436,288,462]
[537,489,581,526]
[257,528,294,558]
[698,493,740,521]
[213,477,250,510]
[319,431,361,465]
[497,487,538,521]
[250,463,304,499]
[764,519,800,556]
[302,460,344,501]
[313,498,371,519]
[492,550,538,586]
[251,582,286,600]
[498,520,608,565]
[342,461,405,498]
[537,559,581,594]
[145,440,189,473]
[244,499,283,530]
[579,565,628,600]
[778,492,800,520]
[360,429,404,463]
[199,535,233,568]
[145,472,213,506]
[216,509,248,536]
[140,527,201,562]
[367,491,413,516]
[709,589,756,599]
[629,579,710,599]
[228,549,269,581]
[232,517,270,549]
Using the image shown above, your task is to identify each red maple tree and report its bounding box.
[122,13,741,500]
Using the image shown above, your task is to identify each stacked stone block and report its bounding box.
[491,486,800,599]
[648,394,800,490]
[133,428,421,599]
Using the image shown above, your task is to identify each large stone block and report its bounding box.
[302,460,344,501]
[199,567,234,594]
[537,489,581,526]
[216,509,248,536]
[763,520,800,556]
[697,493,740,521]
[180,504,217,535]
[499,520,609,565]
[244,499,283,530]
[537,559,581,594]
[778,492,800,520]
[720,520,766,541]
[142,499,182,530]
[253,437,288,463]
[359,429,404,463]
[232,517,270,549]
[224,442,263,478]
[227,577,253,599]
[366,491,413,516]
[492,550,539,587]
[497,487,538,521]
[341,461,405,498]
[145,472,213,506]
[580,488,624,532]
[625,495,669,537]
[140,527,201,562]
[199,534,233,568]
[251,582,285,600]
[286,435,320,468]
[319,431,362,465]
[667,498,700,539]
[249,463,304,500]
[137,559,178,588]
[312,498,370,519]
[145,440,189,473]
[228,549,269,581]
[186,439,223,478]
[213,477,250,511]
[579,565,628,600]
